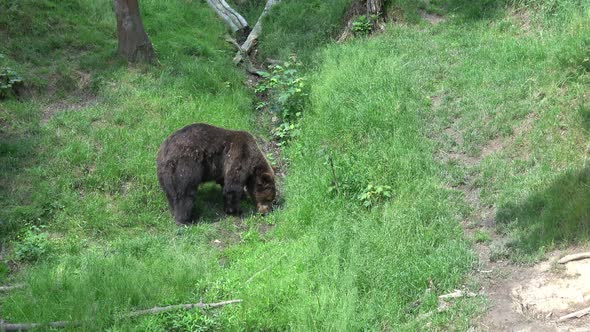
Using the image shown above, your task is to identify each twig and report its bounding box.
[0,299,242,330]
[558,252,590,264]
[438,289,477,300]
[557,306,590,322]
[1,320,77,331]
[245,253,286,284]
[124,299,243,318]
[0,284,25,292]
[328,155,339,194]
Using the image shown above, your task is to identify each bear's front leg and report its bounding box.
[223,183,242,215]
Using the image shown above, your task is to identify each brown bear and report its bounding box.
[156,123,276,225]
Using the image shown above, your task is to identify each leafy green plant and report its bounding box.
[14,226,51,262]
[272,120,301,146]
[474,230,491,243]
[352,15,374,35]
[257,56,308,145]
[257,56,307,121]
[0,54,23,99]
[357,184,393,208]
[164,310,221,332]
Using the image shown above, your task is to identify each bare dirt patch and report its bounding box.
[478,250,590,331]
[41,94,97,124]
[420,11,445,25]
[436,110,590,331]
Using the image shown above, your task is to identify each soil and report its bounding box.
[437,107,590,331]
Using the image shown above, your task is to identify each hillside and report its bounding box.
[1,0,589,330]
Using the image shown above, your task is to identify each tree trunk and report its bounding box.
[206,0,249,35]
[366,0,383,15]
[113,0,156,64]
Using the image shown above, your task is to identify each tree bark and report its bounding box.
[206,0,249,35]
[113,0,156,64]
[366,0,383,15]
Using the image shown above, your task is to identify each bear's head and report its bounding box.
[250,172,276,215]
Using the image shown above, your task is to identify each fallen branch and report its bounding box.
[245,253,287,285]
[0,299,242,330]
[438,289,477,300]
[233,0,281,64]
[557,306,590,322]
[124,299,243,318]
[0,320,77,331]
[0,284,24,292]
[558,252,590,264]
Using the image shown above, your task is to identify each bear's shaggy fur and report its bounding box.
[156,123,276,225]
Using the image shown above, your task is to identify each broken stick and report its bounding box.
[558,252,590,264]
[0,299,242,331]
[124,299,243,318]
[0,320,76,331]
[0,284,24,292]
[438,289,477,300]
[557,306,590,322]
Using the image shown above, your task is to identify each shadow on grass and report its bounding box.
[192,183,257,223]
[496,167,590,259]
[0,102,42,239]
[443,0,508,20]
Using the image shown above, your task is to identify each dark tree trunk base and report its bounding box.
[114,0,156,64]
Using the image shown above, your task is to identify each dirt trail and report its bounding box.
[439,121,590,331]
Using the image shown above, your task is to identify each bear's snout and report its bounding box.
[257,203,271,216]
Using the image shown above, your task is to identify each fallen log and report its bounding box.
[233,0,281,64]
[206,0,249,33]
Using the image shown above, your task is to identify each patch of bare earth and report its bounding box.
[435,108,590,331]
[41,95,97,124]
[41,70,97,124]
[420,10,445,25]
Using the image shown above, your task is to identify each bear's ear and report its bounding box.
[257,172,274,186]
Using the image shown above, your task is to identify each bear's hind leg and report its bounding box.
[169,159,202,225]
[172,190,197,225]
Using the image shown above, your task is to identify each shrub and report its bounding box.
[0,54,23,99]
[256,56,308,146]
[14,226,51,262]
[357,184,393,208]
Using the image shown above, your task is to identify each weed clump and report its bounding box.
[256,56,308,146]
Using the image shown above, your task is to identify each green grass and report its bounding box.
[1,0,589,330]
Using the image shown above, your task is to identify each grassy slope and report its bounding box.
[0,0,589,331]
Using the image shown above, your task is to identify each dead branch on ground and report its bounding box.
[558,252,590,264]
[124,299,243,318]
[207,0,249,33]
[557,306,590,322]
[0,299,242,331]
[0,284,24,292]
